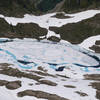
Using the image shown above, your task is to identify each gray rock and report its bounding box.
[6,81,21,90]
[39,80,57,86]
[0,80,8,86]
[47,36,61,42]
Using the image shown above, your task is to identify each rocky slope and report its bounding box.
[0,9,100,45]
[0,38,100,100]
[49,13,100,44]
[0,0,100,17]
[0,1,100,100]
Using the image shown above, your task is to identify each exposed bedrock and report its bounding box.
[0,18,47,39]
[89,40,100,53]
[49,14,100,44]
[17,90,69,100]
[0,0,100,17]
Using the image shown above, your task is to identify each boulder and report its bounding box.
[47,36,61,42]
[6,81,21,90]
[95,41,100,45]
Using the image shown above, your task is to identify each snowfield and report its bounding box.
[0,9,100,100]
[0,38,100,100]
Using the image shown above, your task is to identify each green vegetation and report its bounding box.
[49,14,100,44]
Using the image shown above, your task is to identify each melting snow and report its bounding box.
[0,38,99,72]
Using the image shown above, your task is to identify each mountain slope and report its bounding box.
[0,0,100,17]
[0,1,100,100]
[50,13,100,44]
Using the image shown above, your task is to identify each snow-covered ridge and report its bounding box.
[0,10,100,29]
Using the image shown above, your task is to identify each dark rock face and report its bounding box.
[47,36,61,42]
[95,41,100,45]
[56,66,65,71]
[51,13,71,19]
[0,0,40,17]
[17,90,69,100]
[6,81,21,90]
[75,91,88,97]
[61,0,100,13]
[0,18,11,36]
[39,80,57,86]
[84,74,100,81]
[37,0,63,12]
[0,80,8,86]
[89,40,100,53]
[17,60,33,65]
[0,67,43,81]
[0,39,13,43]
[50,14,100,44]
[89,45,100,53]
[64,85,76,88]
[91,82,100,90]
[0,18,47,39]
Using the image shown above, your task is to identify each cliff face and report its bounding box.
[61,0,100,13]
[0,0,39,17]
[0,0,100,17]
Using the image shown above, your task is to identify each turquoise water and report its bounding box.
[0,48,33,69]
[0,39,100,72]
